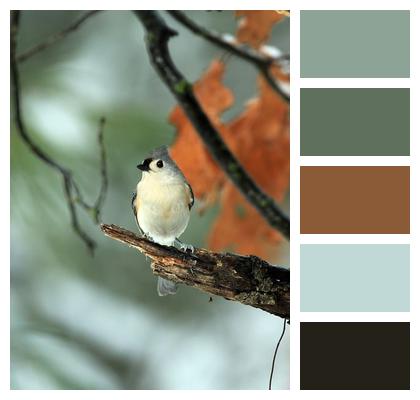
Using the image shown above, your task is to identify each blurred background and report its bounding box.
[10,10,290,389]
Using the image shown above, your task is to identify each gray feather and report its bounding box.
[148,145,170,160]
[131,191,144,235]
[146,145,186,180]
[157,277,178,296]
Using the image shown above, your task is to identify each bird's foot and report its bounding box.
[181,243,195,253]
[175,238,194,253]
[175,238,196,276]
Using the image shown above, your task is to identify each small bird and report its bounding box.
[132,146,194,296]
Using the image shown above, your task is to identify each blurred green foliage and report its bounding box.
[11,10,289,389]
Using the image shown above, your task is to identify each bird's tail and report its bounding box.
[157,277,178,296]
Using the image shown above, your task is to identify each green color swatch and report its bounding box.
[300,10,410,78]
[300,88,410,156]
[300,244,410,312]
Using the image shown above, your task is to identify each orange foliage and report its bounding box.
[169,11,289,262]
[235,10,285,48]
[169,61,233,207]
[208,77,289,259]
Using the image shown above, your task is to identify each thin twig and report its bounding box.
[93,117,108,223]
[101,224,290,319]
[17,10,101,63]
[269,317,287,390]
[69,117,108,223]
[133,11,290,240]
[167,10,290,102]
[11,11,108,253]
[62,174,96,253]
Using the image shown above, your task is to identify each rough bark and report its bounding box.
[101,224,289,319]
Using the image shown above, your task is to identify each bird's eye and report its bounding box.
[156,160,164,168]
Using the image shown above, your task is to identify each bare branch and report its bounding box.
[133,11,290,240]
[167,10,290,102]
[16,10,101,63]
[62,174,96,253]
[10,11,108,253]
[269,317,287,390]
[93,117,108,223]
[101,224,290,319]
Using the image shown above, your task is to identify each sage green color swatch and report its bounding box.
[300,88,410,156]
[300,10,410,78]
[300,244,410,312]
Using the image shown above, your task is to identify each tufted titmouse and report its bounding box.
[132,146,194,296]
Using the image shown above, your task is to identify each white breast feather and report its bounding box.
[136,175,190,246]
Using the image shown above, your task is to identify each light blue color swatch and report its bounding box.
[301,244,410,312]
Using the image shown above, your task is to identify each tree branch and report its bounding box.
[101,224,290,319]
[10,11,108,253]
[92,117,108,223]
[16,10,101,63]
[133,11,290,240]
[167,10,290,103]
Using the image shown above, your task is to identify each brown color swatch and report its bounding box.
[300,322,410,390]
[300,166,410,234]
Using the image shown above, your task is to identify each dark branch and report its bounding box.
[67,118,107,225]
[167,10,290,102]
[101,224,290,319]
[10,11,108,253]
[93,117,108,223]
[133,11,290,240]
[17,10,101,63]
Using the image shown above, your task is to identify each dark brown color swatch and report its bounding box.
[300,166,410,234]
[300,322,410,390]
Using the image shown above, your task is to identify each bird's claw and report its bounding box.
[180,243,194,253]
[175,238,194,253]
[174,239,196,275]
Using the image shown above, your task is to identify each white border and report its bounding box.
[289,5,300,392]
[300,157,411,166]
[2,1,11,397]
[300,313,411,323]
[294,2,418,397]
[3,0,419,398]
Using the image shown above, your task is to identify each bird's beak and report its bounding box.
[137,158,152,172]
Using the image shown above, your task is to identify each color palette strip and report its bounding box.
[300,88,410,156]
[300,166,410,234]
[299,9,411,392]
[300,10,410,78]
[300,244,410,312]
[300,322,410,390]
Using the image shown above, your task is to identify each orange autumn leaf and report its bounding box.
[169,60,233,205]
[208,185,281,257]
[207,77,289,260]
[270,62,290,82]
[227,77,289,198]
[169,12,289,262]
[235,10,285,48]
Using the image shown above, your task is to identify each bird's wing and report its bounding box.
[185,182,194,210]
[131,191,144,235]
